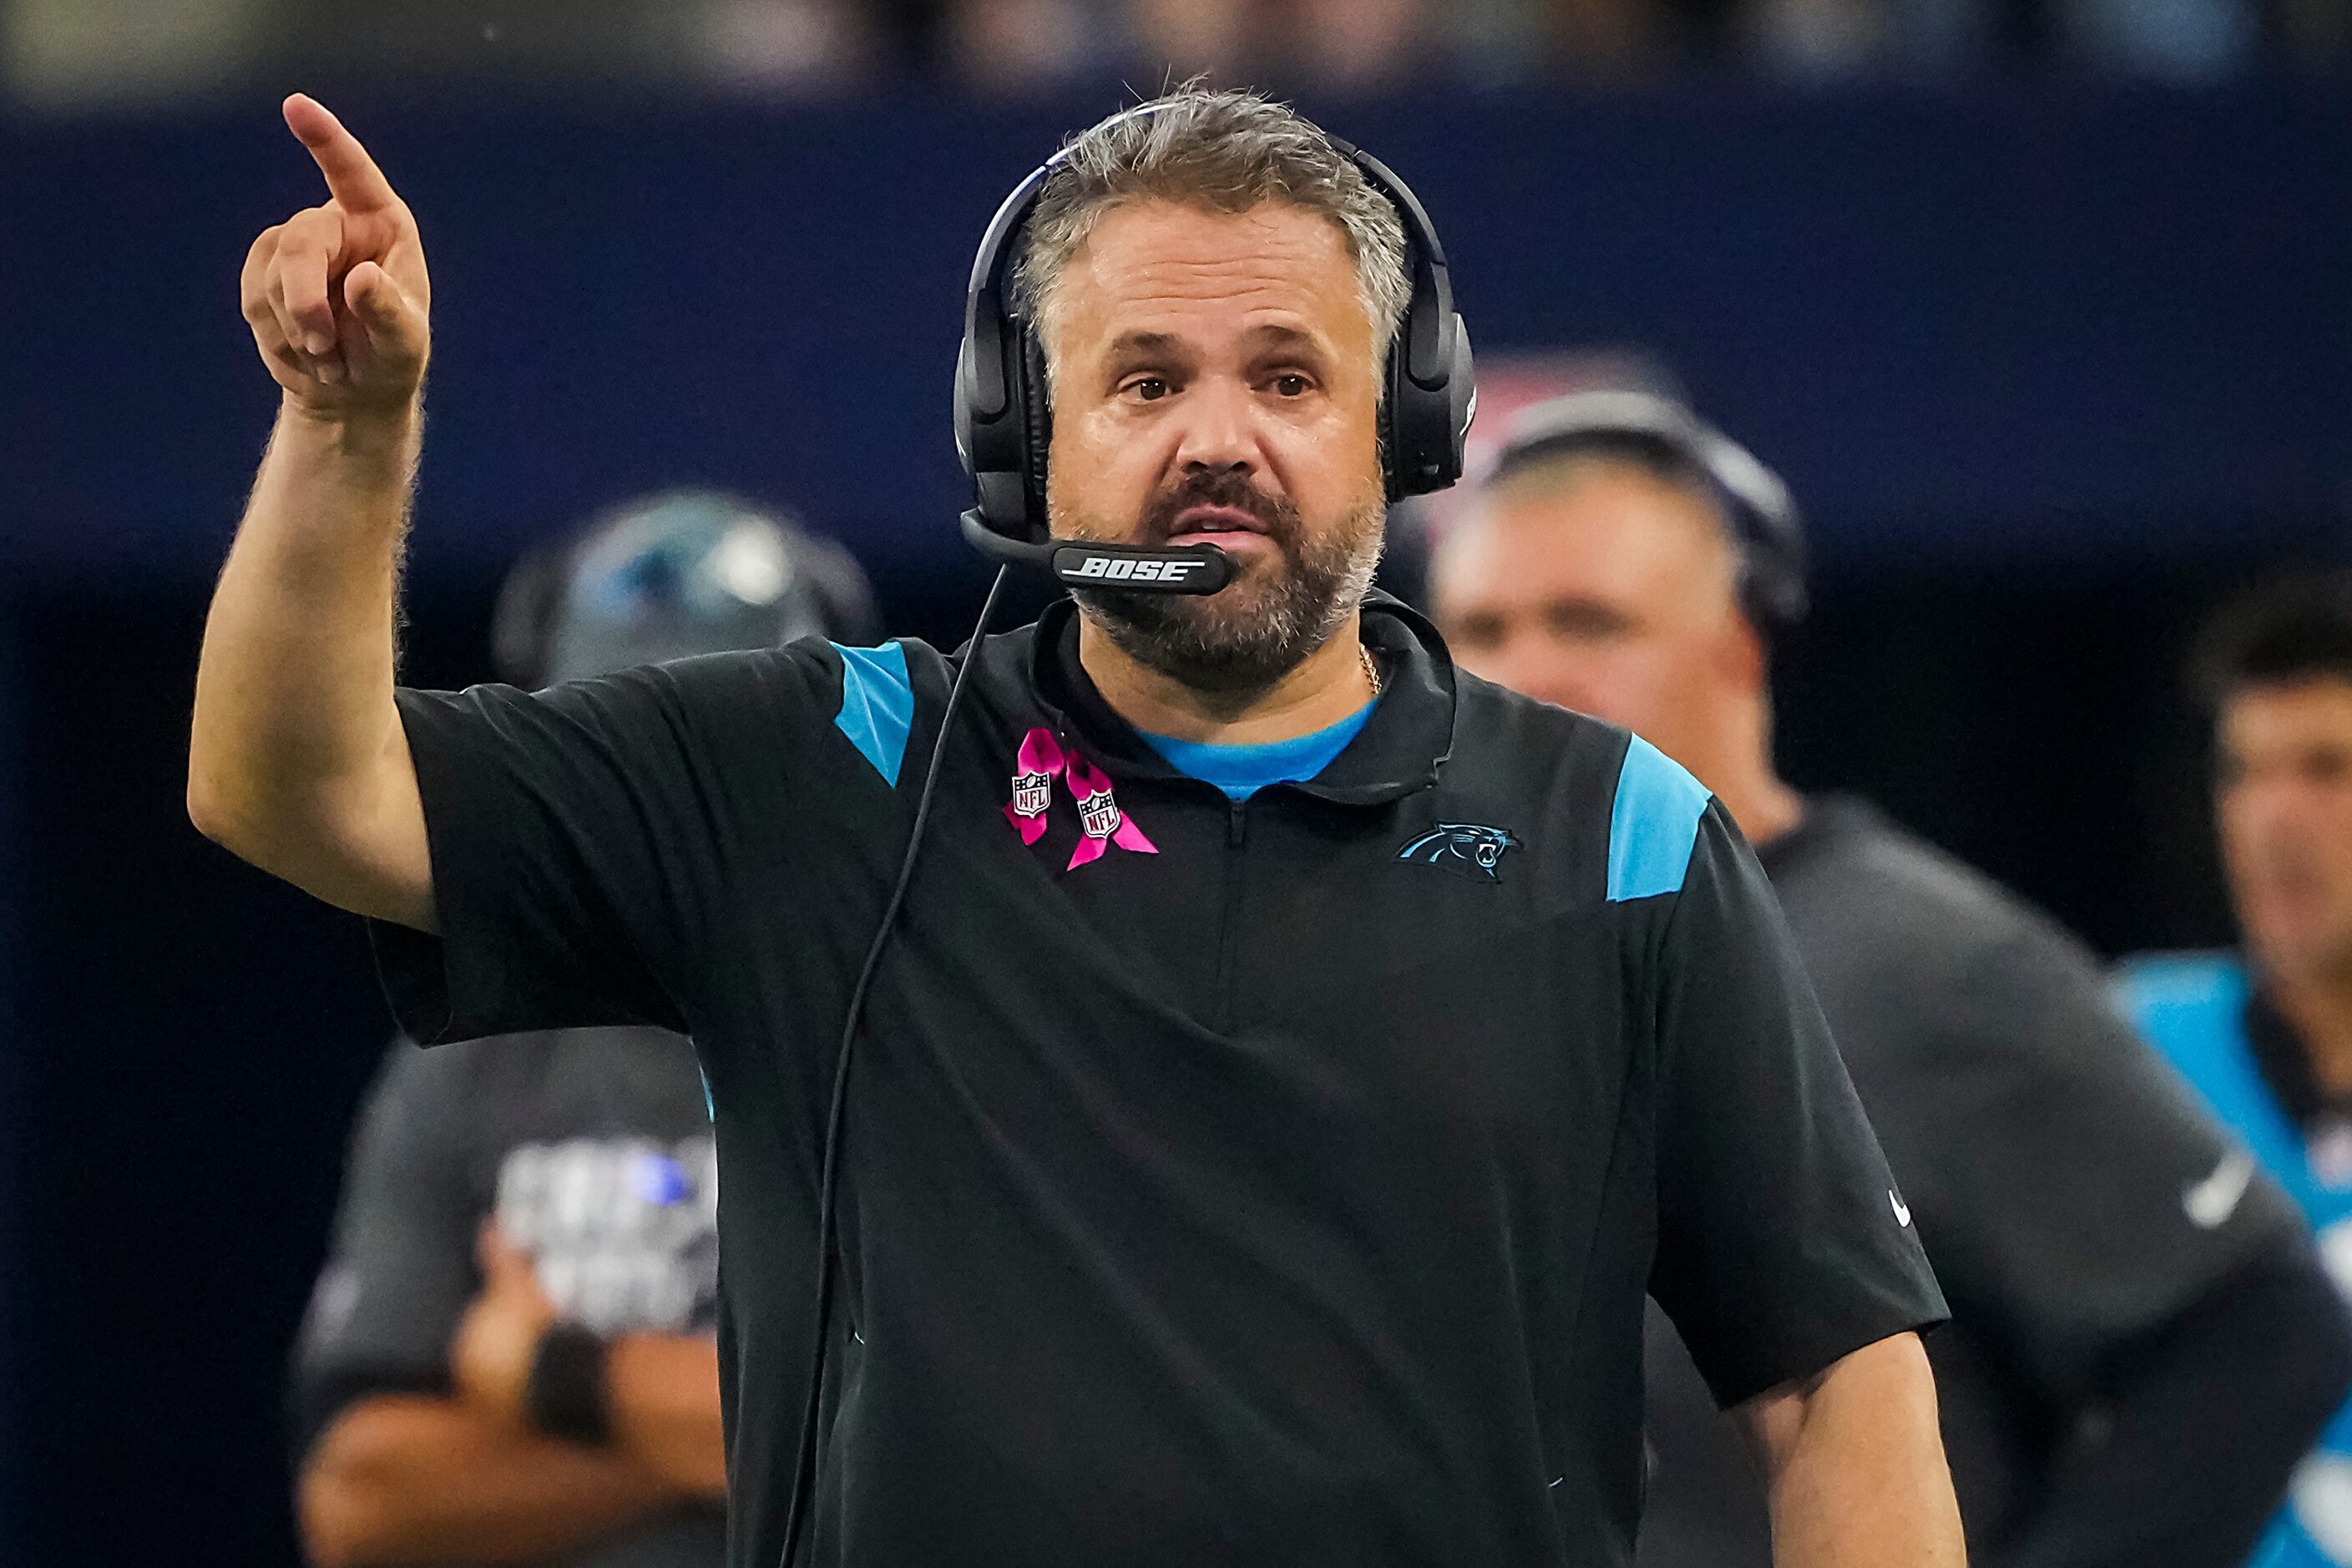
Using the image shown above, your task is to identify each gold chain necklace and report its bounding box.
[1359,642,1384,699]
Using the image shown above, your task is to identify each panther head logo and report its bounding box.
[1397,823,1520,881]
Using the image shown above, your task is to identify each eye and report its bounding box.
[1448,613,1504,650]
[1545,601,1633,641]
[1271,373,1310,397]
[1125,377,1170,402]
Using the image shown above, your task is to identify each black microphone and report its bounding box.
[959,510,1234,595]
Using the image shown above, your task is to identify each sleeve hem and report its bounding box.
[1708,1306,1950,1411]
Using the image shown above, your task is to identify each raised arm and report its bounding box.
[187,94,437,931]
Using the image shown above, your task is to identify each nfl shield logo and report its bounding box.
[1079,792,1120,839]
[1012,771,1052,819]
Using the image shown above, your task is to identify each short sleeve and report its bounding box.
[288,1041,480,1454]
[370,650,801,1045]
[1647,803,1948,1407]
[1916,928,2311,1392]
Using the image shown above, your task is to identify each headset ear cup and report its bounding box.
[1021,330,1053,534]
[1380,303,1466,502]
[1445,314,1475,485]
[1746,532,1810,630]
[1738,561,1807,640]
[951,337,978,477]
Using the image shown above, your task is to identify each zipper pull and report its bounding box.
[1227,798,1247,847]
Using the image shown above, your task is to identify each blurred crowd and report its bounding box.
[8,0,2348,108]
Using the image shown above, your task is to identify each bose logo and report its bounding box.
[1061,554,1202,584]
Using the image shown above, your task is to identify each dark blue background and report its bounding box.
[8,85,2349,585]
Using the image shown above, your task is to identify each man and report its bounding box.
[1427,390,2352,1568]
[290,493,875,1568]
[190,89,1965,1565]
[2122,574,2352,1567]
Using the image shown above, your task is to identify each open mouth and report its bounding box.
[1167,504,1272,544]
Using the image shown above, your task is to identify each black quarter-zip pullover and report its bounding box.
[371,594,1943,1568]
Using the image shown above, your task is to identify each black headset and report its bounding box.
[952,114,1477,594]
[1485,389,1809,633]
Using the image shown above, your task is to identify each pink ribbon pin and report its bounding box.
[1063,753,1158,870]
[1004,727,1065,846]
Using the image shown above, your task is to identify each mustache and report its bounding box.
[1136,471,1302,547]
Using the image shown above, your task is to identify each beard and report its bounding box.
[1055,468,1387,697]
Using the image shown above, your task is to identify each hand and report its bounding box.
[240,94,432,418]
[451,1222,560,1425]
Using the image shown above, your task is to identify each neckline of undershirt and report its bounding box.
[1138,701,1378,802]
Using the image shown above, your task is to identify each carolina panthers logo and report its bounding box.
[1398,823,1519,881]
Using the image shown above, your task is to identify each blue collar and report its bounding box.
[1140,701,1377,802]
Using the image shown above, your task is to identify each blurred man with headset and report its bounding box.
[195,87,1966,1565]
[2123,573,2352,1568]
[1428,389,2352,1568]
[290,493,875,1567]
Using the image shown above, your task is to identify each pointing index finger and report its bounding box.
[283,94,398,214]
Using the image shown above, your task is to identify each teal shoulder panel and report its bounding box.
[832,641,913,787]
[1606,735,1712,903]
[2113,949,2248,1030]
[2113,949,2314,1204]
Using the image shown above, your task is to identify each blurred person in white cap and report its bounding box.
[1429,390,2351,1568]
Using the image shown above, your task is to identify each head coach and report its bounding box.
[188,87,1961,1566]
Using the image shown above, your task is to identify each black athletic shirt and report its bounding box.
[291,1027,726,1566]
[368,594,1945,1568]
[1636,797,2344,1568]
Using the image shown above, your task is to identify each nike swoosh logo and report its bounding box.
[2184,1151,2256,1229]
[1889,1190,1911,1227]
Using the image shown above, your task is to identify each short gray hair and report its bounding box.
[1014,87,1412,392]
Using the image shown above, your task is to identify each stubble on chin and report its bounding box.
[1063,495,1388,698]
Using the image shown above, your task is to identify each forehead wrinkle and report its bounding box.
[1045,202,1371,369]
[1090,200,1353,271]
[1093,260,1353,319]
[1061,284,1360,383]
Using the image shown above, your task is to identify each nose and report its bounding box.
[1169,376,1260,481]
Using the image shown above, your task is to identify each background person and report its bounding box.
[1426,390,2352,1568]
[2122,573,2352,1568]
[291,493,875,1568]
